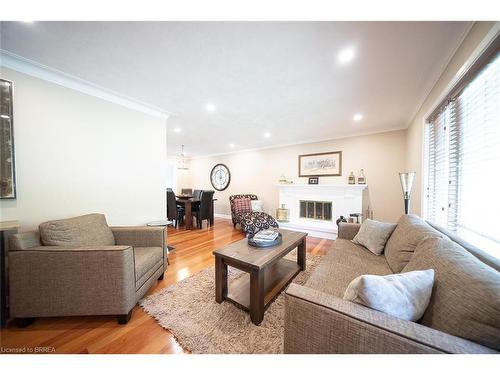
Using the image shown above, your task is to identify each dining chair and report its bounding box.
[192,189,202,201]
[167,189,184,228]
[192,190,215,229]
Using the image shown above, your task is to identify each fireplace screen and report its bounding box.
[299,200,332,221]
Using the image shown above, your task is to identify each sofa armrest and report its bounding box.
[8,245,137,318]
[111,226,165,248]
[284,283,496,354]
[337,223,360,240]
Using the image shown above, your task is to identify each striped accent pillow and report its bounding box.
[233,197,252,215]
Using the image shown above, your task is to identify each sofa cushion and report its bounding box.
[384,214,443,273]
[352,219,396,255]
[305,239,393,297]
[134,247,164,283]
[343,269,435,321]
[39,213,115,247]
[403,237,500,350]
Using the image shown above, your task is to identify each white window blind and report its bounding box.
[425,50,500,257]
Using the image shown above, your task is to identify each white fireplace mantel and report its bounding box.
[276,183,367,239]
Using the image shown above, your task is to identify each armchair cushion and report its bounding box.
[134,247,164,283]
[111,226,165,248]
[39,213,115,247]
[9,231,41,250]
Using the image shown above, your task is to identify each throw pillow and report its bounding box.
[343,269,435,321]
[251,200,263,212]
[233,197,252,216]
[352,219,397,255]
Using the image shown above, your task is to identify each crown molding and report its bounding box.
[0,49,171,120]
[171,126,407,160]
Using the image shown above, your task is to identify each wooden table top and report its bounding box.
[176,198,218,202]
[213,228,307,270]
[0,220,20,231]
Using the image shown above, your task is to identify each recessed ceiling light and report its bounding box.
[229,143,235,148]
[353,113,363,122]
[173,127,181,133]
[338,47,355,65]
[264,132,271,138]
[205,103,216,113]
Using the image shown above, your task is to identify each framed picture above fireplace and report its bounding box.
[298,151,342,177]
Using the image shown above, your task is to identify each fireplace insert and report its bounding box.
[299,200,332,221]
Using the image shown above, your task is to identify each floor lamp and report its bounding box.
[399,172,416,214]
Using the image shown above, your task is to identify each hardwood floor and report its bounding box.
[0,218,332,354]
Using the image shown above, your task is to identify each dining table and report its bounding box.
[176,196,218,230]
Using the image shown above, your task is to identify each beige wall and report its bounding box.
[186,130,407,223]
[405,21,497,216]
[0,68,168,230]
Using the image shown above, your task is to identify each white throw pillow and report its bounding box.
[343,269,435,321]
[251,200,263,212]
[352,219,397,255]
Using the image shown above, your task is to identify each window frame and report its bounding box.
[421,25,500,217]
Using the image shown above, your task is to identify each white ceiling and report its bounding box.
[0,21,470,156]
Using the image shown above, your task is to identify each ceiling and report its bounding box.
[0,21,470,156]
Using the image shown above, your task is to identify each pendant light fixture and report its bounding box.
[177,144,189,170]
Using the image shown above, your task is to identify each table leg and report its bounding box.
[250,270,265,325]
[184,201,192,229]
[297,237,306,271]
[215,256,227,303]
[209,199,215,226]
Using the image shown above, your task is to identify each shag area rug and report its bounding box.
[140,252,322,354]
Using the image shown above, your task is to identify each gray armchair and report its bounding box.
[8,214,167,325]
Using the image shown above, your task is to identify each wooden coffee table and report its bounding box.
[213,229,307,325]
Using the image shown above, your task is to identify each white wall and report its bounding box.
[0,68,167,230]
[187,130,407,223]
[405,21,497,216]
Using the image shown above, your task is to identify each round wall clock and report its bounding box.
[210,163,231,191]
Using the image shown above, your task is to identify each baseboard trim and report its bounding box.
[214,213,232,220]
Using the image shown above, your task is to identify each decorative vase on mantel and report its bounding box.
[357,169,366,184]
[348,171,356,185]
[276,204,290,222]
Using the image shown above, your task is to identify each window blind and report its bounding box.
[425,46,500,257]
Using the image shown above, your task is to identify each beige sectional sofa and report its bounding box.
[284,215,500,354]
[8,213,167,325]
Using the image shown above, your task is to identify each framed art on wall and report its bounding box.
[0,79,16,199]
[298,151,342,177]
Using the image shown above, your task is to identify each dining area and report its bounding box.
[166,188,217,230]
